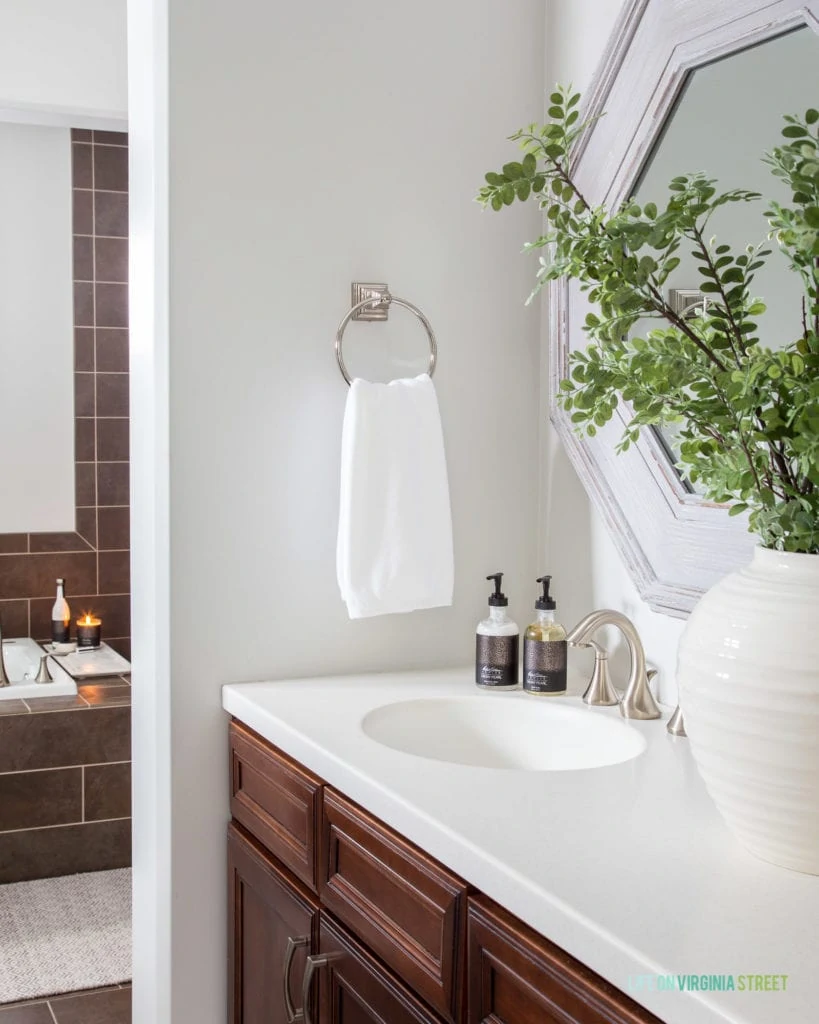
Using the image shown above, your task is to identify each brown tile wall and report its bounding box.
[0,129,131,882]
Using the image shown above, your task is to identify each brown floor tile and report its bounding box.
[0,1004,53,1023]
[49,985,123,1005]
[50,985,130,1024]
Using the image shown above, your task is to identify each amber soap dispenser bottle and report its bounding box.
[523,576,567,696]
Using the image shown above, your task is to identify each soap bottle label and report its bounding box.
[523,639,567,693]
[475,635,519,688]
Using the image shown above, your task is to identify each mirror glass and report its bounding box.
[0,122,75,531]
[631,28,819,488]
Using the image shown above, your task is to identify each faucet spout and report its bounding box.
[566,609,660,720]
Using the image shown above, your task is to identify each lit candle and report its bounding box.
[76,613,102,650]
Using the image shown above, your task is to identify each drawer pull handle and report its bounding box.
[283,936,309,1023]
[302,953,338,1024]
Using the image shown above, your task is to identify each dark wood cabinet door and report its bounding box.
[320,789,466,1023]
[467,896,663,1024]
[310,913,446,1024]
[228,821,320,1024]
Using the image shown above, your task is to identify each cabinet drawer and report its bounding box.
[467,895,662,1024]
[314,912,447,1024]
[320,789,466,1024]
[229,720,323,891]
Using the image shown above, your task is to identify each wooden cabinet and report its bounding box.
[466,895,661,1024]
[228,821,319,1024]
[230,721,323,890]
[228,721,664,1024]
[321,789,466,1023]
[310,913,446,1024]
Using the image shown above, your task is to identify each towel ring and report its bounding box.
[335,292,438,386]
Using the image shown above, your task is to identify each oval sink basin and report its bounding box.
[361,696,646,771]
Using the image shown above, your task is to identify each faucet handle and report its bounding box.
[622,667,661,720]
[577,640,620,707]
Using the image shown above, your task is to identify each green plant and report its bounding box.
[478,85,819,553]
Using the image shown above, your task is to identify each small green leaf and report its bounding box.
[805,108,819,125]
[548,106,563,119]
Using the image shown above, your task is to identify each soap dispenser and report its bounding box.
[523,576,567,696]
[475,573,519,690]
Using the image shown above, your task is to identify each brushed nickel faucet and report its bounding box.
[566,609,661,720]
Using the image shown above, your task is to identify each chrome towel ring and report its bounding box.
[335,282,438,386]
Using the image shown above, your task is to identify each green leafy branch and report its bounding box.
[477,86,819,553]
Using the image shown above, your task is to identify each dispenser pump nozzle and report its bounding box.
[486,573,508,607]
[535,575,556,610]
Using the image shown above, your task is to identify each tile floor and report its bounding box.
[0,984,130,1023]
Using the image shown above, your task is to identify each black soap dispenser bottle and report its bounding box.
[523,576,567,696]
[475,573,520,690]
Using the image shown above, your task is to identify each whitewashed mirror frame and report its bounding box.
[548,0,819,618]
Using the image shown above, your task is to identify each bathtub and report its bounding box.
[0,637,77,700]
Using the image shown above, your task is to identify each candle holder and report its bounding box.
[76,615,102,650]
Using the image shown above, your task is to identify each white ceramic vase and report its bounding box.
[678,546,819,875]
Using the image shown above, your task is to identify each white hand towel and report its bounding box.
[337,373,454,619]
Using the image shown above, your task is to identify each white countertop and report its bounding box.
[222,668,819,1024]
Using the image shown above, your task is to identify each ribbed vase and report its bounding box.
[678,547,819,875]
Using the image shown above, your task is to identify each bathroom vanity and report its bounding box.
[223,669,819,1024]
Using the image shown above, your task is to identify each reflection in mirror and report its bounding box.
[631,27,819,488]
[0,123,75,531]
